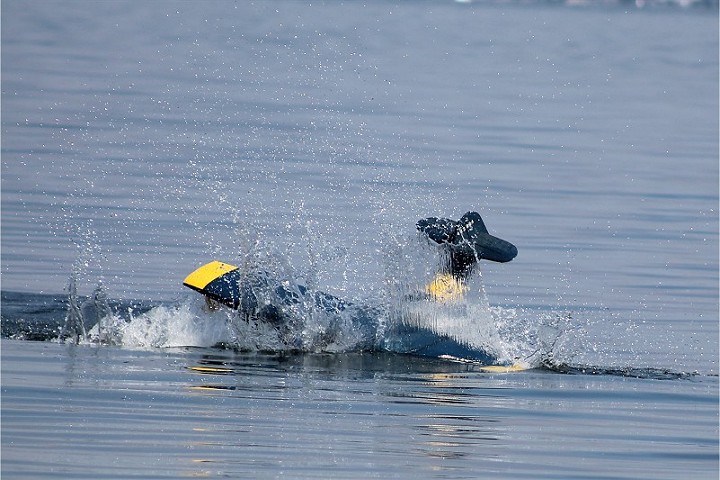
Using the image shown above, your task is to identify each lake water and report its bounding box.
[2,0,718,478]
[2,339,718,479]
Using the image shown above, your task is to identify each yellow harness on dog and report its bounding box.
[425,273,467,302]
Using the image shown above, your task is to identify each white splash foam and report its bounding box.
[117,298,234,349]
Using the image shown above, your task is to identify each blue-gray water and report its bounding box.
[2,339,717,479]
[2,0,718,478]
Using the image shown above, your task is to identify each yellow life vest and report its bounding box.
[425,273,467,302]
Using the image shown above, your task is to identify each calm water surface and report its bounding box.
[2,339,718,479]
[2,0,718,478]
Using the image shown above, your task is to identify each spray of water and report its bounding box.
[60,226,572,370]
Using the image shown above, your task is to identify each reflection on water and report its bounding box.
[2,340,717,479]
[184,351,515,473]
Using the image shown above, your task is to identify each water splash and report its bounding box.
[51,220,670,373]
[64,233,568,368]
[59,274,86,343]
[15,270,702,379]
[60,277,115,344]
